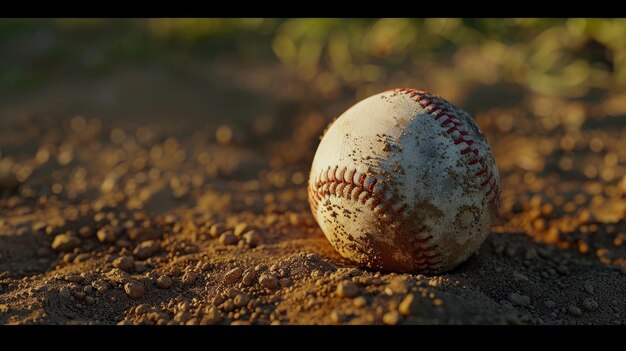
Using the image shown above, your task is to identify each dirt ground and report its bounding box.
[0,61,625,325]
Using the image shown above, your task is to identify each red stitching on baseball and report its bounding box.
[485,179,497,197]
[480,172,493,187]
[475,166,488,176]
[413,235,433,243]
[394,88,500,208]
[337,167,346,184]
[308,165,442,271]
[366,179,377,192]
[347,169,356,184]
[370,196,383,210]
[420,245,439,254]
[357,173,366,187]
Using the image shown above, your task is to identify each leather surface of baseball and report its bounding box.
[308,88,500,273]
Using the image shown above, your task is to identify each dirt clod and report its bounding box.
[242,230,262,247]
[113,256,135,271]
[181,272,197,286]
[134,240,160,260]
[156,275,172,289]
[259,274,278,290]
[336,280,359,298]
[218,231,238,246]
[582,298,599,311]
[399,294,419,315]
[51,233,80,252]
[224,267,243,285]
[124,281,145,300]
[383,311,401,325]
[97,227,117,243]
[567,305,582,317]
[508,293,531,307]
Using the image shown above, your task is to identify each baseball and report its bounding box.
[308,88,500,274]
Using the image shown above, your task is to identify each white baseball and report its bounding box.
[308,88,500,273]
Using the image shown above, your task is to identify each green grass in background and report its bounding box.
[0,18,623,97]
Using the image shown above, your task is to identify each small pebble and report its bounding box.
[97,227,117,243]
[399,294,419,315]
[242,270,256,286]
[212,295,226,306]
[222,300,235,313]
[583,281,594,294]
[113,256,135,271]
[73,253,91,263]
[74,291,86,300]
[279,277,291,288]
[51,233,80,252]
[508,292,531,307]
[200,311,222,325]
[259,273,278,290]
[177,301,191,312]
[242,230,262,247]
[174,311,192,323]
[209,223,226,238]
[382,311,400,325]
[164,214,177,224]
[234,223,250,237]
[182,271,197,286]
[92,280,109,293]
[512,271,529,282]
[582,298,598,311]
[134,240,160,259]
[233,293,251,308]
[178,301,190,312]
[224,267,243,285]
[567,305,582,316]
[353,296,367,308]
[330,310,348,323]
[336,280,359,298]
[544,300,556,308]
[219,231,238,246]
[124,281,145,300]
[156,275,173,289]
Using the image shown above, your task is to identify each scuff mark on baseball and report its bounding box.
[308,88,501,274]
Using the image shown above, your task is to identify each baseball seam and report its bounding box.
[308,165,442,271]
[394,88,500,206]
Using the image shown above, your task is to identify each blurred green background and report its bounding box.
[1,18,624,98]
